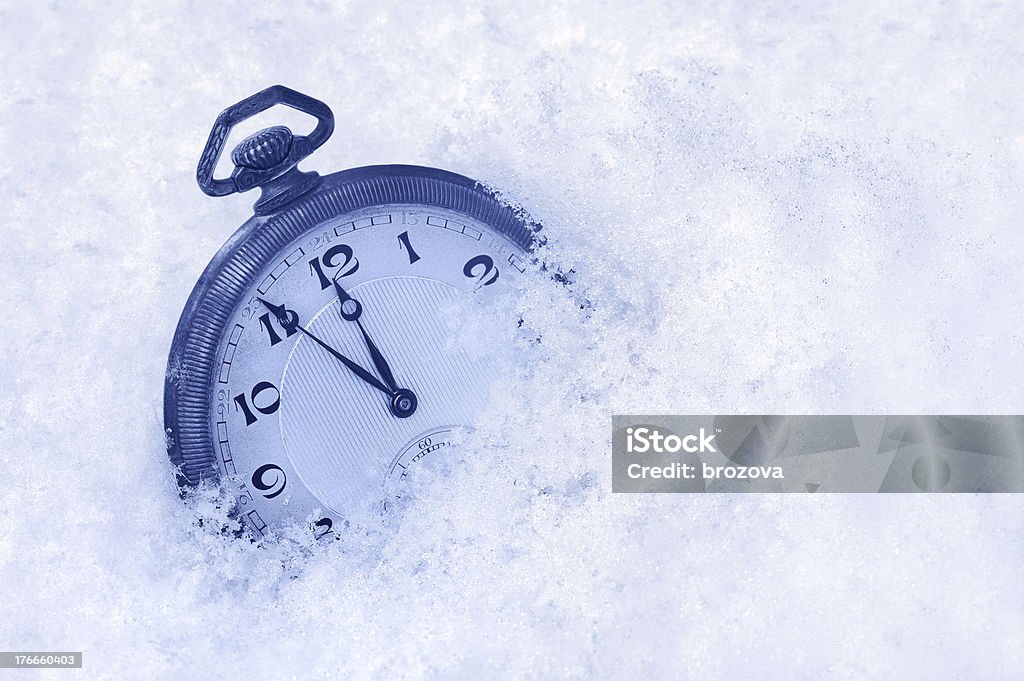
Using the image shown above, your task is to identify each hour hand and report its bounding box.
[332,279,398,392]
[332,278,362,321]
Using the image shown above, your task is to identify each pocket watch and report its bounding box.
[164,86,535,539]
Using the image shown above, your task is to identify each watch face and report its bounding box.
[166,168,534,539]
[222,204,523,535]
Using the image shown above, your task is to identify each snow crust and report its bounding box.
[1,1,1022,678]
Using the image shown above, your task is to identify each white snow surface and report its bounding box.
[2,1,1023,679]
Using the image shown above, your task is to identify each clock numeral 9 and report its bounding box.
[464,254,499,287]
[234,381,281,426]
[309,244,359,290]
[251,463,287,499]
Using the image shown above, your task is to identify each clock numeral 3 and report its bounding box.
[464,254,499,287]
[397,231,421,264]
[309,244,359,290]
[251,463,287,499]
[234,381,281,426]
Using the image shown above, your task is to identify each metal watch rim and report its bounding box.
[164,164,536,486]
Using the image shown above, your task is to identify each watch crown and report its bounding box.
[231,126,294,170]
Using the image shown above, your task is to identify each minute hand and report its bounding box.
[257,297,392,396]
[297,325,393,396]
[333,280,398,391]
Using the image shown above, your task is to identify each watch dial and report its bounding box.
[209,203,526,537]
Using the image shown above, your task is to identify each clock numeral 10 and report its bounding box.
[464,254,499,287]
[234,381,281,426]
[309,243,359,290]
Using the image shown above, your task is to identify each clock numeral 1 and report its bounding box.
[234,381,281,426]
[309,243,359,290]
[397,231,421,264]
[259,310,298,347]
[464,254,499,287]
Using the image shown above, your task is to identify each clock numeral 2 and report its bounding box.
[234,381,281,426]
[397,231,421,264]
[464,254,499,287]
[312,517,333,539]
[309,244,359,290]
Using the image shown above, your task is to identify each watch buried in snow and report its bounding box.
[164,86,536,539]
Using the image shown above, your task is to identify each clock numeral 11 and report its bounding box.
[259,310,298,347]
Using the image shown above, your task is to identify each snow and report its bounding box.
[2,1,1023,679]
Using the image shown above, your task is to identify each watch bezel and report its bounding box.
[164,165,536,486]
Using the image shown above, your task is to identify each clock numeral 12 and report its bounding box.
[234,381,281,426]
[309,244,359,290]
